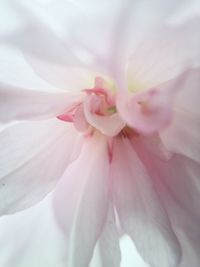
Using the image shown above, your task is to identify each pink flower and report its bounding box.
[0,1,200,267]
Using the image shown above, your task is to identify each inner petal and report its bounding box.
[57,76,126,137]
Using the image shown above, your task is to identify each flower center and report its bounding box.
[57,76,130,137]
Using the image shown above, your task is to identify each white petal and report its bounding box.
[3,2,101,90]
[175,68,200,115]
[0,193,67,267]
[111,137,181,267]
[127,18,200,92]
[6,1,81,68]
[53,133,110,267]
[6,0,186,82]
[48,0,187,75]
[0,83,82,122]
[44,0,126,75]
[0,119,82,214]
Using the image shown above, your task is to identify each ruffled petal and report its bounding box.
[83,95,125,136]
[131,135,200,267]
[0,83,82,122]
[0,119,82,214]
[111,137,181,267]
[0,193,67,267]
[53,133,110,267]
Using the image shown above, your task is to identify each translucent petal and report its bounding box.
[0,83,82,122]
[111,137,181,267]
[53,133,110,267]
[0,119,82,214]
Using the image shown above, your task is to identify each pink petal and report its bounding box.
[117,70,188,134]
[0,119,82,214]
[160,68,200,163]
[131,135,200,267]
[0,83,82,122]
[73,104,89,132]
[84,95,125,136]
[111,137,181,267]
[175,68,200,115]
[160,109,200,163]
[53,133,110,267]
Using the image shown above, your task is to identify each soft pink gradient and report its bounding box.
[0,1,200,267]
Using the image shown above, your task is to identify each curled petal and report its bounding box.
[117,70,189,135]
[84,95,125,136]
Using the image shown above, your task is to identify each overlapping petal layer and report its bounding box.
[0,83,82,122]
[0,119,81,214]
[53,133,110,267]
[131,135,200,267]
[160,68,200,163]
[111,137,181,267]
[117,70,189,134]
[127,18,200,91]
